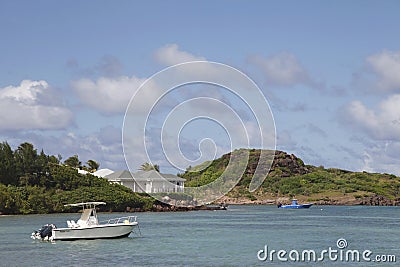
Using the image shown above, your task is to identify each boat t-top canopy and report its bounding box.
[64,202,106,207]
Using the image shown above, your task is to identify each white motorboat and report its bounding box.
[31,202,139,241]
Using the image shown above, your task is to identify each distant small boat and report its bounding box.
[204,204,228,210]
[31,202,139,241]
[277,199,313,209]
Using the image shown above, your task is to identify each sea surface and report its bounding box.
[0,205,399,266]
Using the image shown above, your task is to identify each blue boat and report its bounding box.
[277,199,313,209]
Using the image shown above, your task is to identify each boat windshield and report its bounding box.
[77,208,99,226]
[80,209,92,221]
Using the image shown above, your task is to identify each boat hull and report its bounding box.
[52,223,137,241]
[279,204,313,209]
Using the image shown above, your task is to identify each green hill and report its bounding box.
[0,141,155,214]
[179,149,400,205]
[0,163,155,214]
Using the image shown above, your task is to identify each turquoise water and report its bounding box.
[0,205,399,266]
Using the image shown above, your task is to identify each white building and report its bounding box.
[93,168,114,177]
[104,170,185,193]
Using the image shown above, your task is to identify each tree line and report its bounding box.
[0,141,154,214]
[0,141,99,187]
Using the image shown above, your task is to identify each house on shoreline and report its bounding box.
[100,170,185,193]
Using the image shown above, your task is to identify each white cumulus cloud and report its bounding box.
[248,52,311,87]
[154,44,206,66]
[367,50,400,92]
[72,45,207,114]
[343,94,400,140]
[0,80,73,130]
[0,80,47,104]
[361,141,400,175]
[71,75,149,114]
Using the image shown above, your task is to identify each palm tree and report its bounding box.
[86,160,100,172]
[64,155,81,168]
[139,162,160,172]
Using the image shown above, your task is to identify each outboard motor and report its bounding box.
[31,224,56,241]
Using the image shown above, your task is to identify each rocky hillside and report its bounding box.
[180,149,400,206]
[263,150,310,176]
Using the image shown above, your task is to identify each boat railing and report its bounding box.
[99,216,137,225]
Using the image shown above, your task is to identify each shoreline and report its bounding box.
[215,194,400,207]
[1,194,399,216]
[2,201,399,216]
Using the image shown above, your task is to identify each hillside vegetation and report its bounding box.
[0,142,154,214]
[179,149,400,205]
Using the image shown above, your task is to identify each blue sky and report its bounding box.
[1,1,400,175]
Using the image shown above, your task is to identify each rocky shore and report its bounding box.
[123,194,400,213]
[125,202,228,212]
[214,194,400,206]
